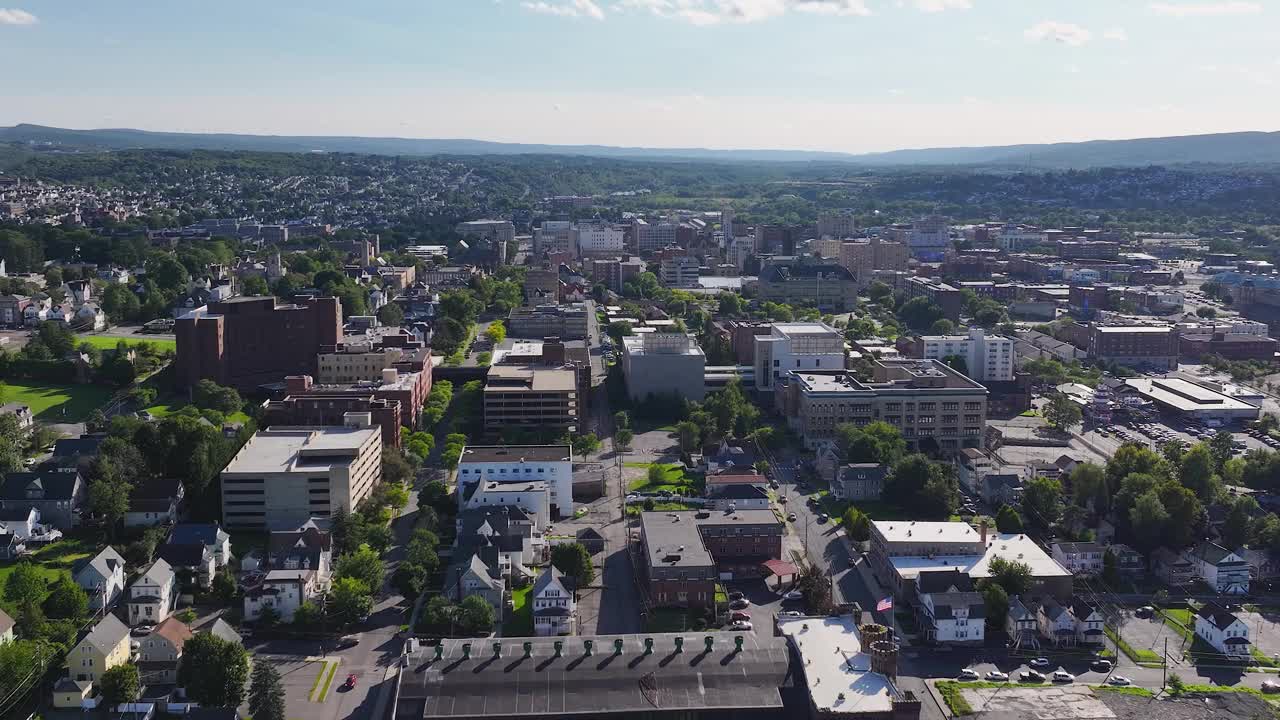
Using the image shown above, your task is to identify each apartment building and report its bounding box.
[583,257,645,294]
[910,215,952,258]
[621,332,707,403]
[817,210,857,239]
[1180,332,1278,362]
[175,296,342,391]
[1057,240,1120,260]
[506,301,597,341]
[907,327,1015,383]
[455,219,515,245]
[659,255,700,288]
[717,319,773,364]
[632,218,678,255]
[903,276,964,322]
[571,221,626,258]
[219,424,383,529]
[534,221,573,257]
[757,261,858,312]
[1050,542,1105,576]
[777,359,987,452]
[813,237,910,287]
[457,445,573,521]
[483,364,579,433]
[262,377,403,448]
[1088,325,1178,370]
[753,322,846,392]
[640,509,783,608]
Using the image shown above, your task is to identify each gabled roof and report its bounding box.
[1188,541,1241,566]
[1054,541,1104,555]
[1197,601,1243,632]
[2,470,82,501]
[206,618,242,645]
[137,557,175,586]
[52,433,108,458]
[928,592,986,620]
[1007,596,1038,621]
[463,553,502,592]
[133,476,183,500]
[158,543,210,569]
[168,524,228,547]
[80,614,130,655]
[1069,595,1101,621]
[916,569,974,594]
[73,545,126,582]
[575,527,604,543]
[1039,598,1072,622]
[151,617,193,651]
[533,565,576,598]
[0,607,14,636]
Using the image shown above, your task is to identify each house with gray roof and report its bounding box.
[1,468,85,529]
[128,558,177,626]
[445,553,504,622]
[1006,596,1039,650]
[914,569,984,646]
[531,566,576,637]
[73,546,127,610]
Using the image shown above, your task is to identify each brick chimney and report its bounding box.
[980,519,989,546]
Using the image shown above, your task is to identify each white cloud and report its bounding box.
[1149,2,1262,17]
[521,0,605,19]
[1024,21,1092,47]
[0,8,37,25]
[1102,27,1128,41]
[1065,64,1081,73]
[888,88,907,95]
[912,0,971,12]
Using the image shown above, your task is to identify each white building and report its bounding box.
[457,445,573,522]
[753,322,846,392]
[659,255,700,288]
[1051,542,1105,577]
[918,328,1014,383]
[73,546,127,610]
[633,218,678,255]
[996,225,1046,252]
[219,424,383,529]
[127,558,177,626]
[571,221,625,258]
[463,480,551,530]
[534,221,573,256]
[1195,602,1251,657]
[1185,541,1251,595]
[532,566,576,636]
[243,569,324,622]
[909,215,951,257]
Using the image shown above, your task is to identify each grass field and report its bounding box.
[76,335,176,352]
[26,537,97,568]
[626,463,703,494]
[503,585,533,636]
[626,500,699,516]
[0,562,71,609]
[2,380,116,422]
[144,396,250,425]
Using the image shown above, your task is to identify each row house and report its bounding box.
[1036,596,1105,648]
[1051,542,1105,576]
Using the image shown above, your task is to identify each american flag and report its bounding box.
[876,596,893,612]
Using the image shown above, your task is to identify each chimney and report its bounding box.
[980,519,989,545]
[285,375,313,393]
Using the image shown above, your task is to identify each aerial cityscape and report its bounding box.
[5,2,1280,720]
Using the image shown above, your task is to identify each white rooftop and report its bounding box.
[888,532,1071,581]
[777,616,895,715]
[222,427,378,475]
[1124,377,1260,414]
[874,520,982,545]
[775,322,839,337]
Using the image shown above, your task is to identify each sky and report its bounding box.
[1,0,1278,154]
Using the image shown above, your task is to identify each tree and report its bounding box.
[382,482,411,510]
[334,544,385,593]
[1210,430,1235,472]
[179,632,250,707]
[843,507,872,542]
[1178,443,1221,502]
[551,542,595,587]
[941,354,968,376]
[458,595,496,635]
[257,606,281,627]
[1042,393,1082,432]
[896,297,944,331]
[212,569,237,603]
[718,292,745,316]
[614,428,633,451]
[43,577,89,620]
[1021,477,1063,532]
[1102,548,1120,587]
[1196,306,1217,319]
[1129,491,1170,552]
[101,663,141,704]
[986,556,1033,595]
[929,319,955,335]
[485,322,506,345]
[377,302,405,326]
[675,421,701,452]
[883,454,956,519]
[382,447,413,486]
[331,576,374,623]
[4,561,46,618]
[867,281,893,306]
[88,478,130,538]
[248,659,288,720]
[393,563,427,599]
[191,380,242,415]
[293,601,321,627]
[1222,496,1256,549]
[980,582,1009,631]
[833,421,907,466]
[613,411,630,430]
[571,433,601,456]
[995,504,1023,533]
[1105,443,1169,490]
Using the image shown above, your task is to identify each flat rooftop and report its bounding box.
[874,520,983,545]
[398,633,790,718]
[641,511,712,568]
[888,532,1071,581]
[777,617,895,715]
[774,322,840,337]
[460,445,572,464]
[1124,378,1259,413]
[222,427,378,475]
[1095,325,1174,333]
[484,364,576,392]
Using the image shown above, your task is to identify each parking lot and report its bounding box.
[1239,610,1280,659]
[1094,419,1270,455]
[1115,612,1187,659]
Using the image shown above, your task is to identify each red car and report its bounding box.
[730,611,751,622]
[344,674,357,690]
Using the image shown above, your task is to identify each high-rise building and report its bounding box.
[757,260,858,311]
[753,322,847,392]
[659,255,700,288]
[621,332,707,403]
[534,221,573,256]
[912,328,1015,383]
[483,365,580,433]
[813,237,910,287]
[817,211,858,239]
[571,221,626,258]
[633,218,678,255]
[909,215,951,258]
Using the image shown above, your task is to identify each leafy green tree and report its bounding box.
[613,411,630,430]
[4,561,46,619]
[101,663,140,704]
[867,281,893,306]
[1106,443,1169,490]
[393,563,427,599]
[88,477,130,539]
[1178,443,1221,502]
[1102,548,1120,587]
[249,660,288,720]
[485,322,506,344]
[458,595,495,635]
[995,504,1023,533]
[43,578,89,620]
[334,543,385,592]
[614,428,634,451]
[571,433,601,456]
[179,632,250,707]
[382,447,413,486]
[377,302,405,326]
[551,542,595,587]
[833,421,907,466]
[331,577,374,623]
[929,319,955,335]
[382,482,411,510]
[1222,496,1256,549]
[843,507,872,542]
[717,293,744,317]
[1021,477,1063,533]
[986,556,1033,595]
[980,582,1009,631]
[1043,393,1082,431]
[675,421,701,452]
[1210,430,1235,471]
[896,297,944,331]
[1129,491,1170,552]
[293,601,321,627]
[883,454,956,519]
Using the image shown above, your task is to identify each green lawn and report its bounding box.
[504,585,533,636]
[2,380,116,422]
[26,537,97,568]
[76,335,176,352]
[1159,608,1194,643]
[1106,625,1163,665]
[0,562,71,611]
[627,463,703,494]
[626,501,700,516]
[144,396,250,425]
[646,607,706,633]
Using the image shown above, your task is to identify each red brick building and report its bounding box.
[1180,333,1278,362]
[261,377,402,448]
[639,509,784,609]
[174,296,342,391]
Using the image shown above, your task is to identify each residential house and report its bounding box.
[157,543,217,589]
[0,403,33,434]
[445,553,505,623]
[168,524,232,568]
[1195,602,1251,657]
[206,618,243,645]
[574,527,605,555]
[0,507,45,542]
[0,531,24,560]
[457,505,544,570]
[1051,542,1106,577]
[75,303,106,331]
[1006,596,1040,650]
[66,614,132,684]
[915,569,984,646]
[243,569,323,622]
[707,484,770,511]
[51,678,94,710]
[1107,544,1145,575]
[1153,547,1195,587]
[982,473,1024,508]
[0,293,31,327]
[124,477,184,529]
[52,433,108,465]
[73,546,127,610]
[701,439,758,476]
[138,617,192,684]
[831,463,887,502]
[266,520,332,578]
[0,607,13,644]
[704,466,768,491]
[1037,598,1080,648]
[1185,541,1251,595]
[1,468,86,529]
[531,566,577,637]
[1243,547,1280,581]
[955,448,993,495]
[1069,596,1106,647]
[128,558,178,626]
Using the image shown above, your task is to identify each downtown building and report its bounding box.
[813,237,910,288]
[902,328,1015,383]
[753,322,846,392]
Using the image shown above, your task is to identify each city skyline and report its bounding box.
[1,0,1278,153]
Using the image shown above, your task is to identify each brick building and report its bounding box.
[1089,325,1179,370]
[1180,333,1278,362]
[262,378,402,448]
[640,509,783,608]
[903,276,965,322]
[174,296,342,391]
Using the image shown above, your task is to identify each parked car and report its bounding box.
[959,668,980,680]
[1261,680,1280,694]
[730,612,751,622]
[729,621,753,631]
[778,610,803,618]
[728,591,745,601]
[729,599,750,610]
[1020,670,1045,683]
[1029,658,1051,668]
[1052,671,1075,683]
[336,635,359,650]
[986,670,1009,682]
[787,513,798,522]
[1091,659,1112,673]
[818,513,830,523]
[1107,676,1131,687]
[783,590,804,601]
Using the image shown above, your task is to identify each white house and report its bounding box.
[914,569,984,646]
[74,303,106,331]
[127,558,177,626]
[1069,597,1106,646]
[1185,541,1250,595]
[707,484,770,512]
[457,445,573,522]
[124,477,184,529]
[532,566,576,636]
[462,480,551,531]
[1037,598,1079,648]
[168,524,232,568]
[1051,542,1105,577]
[1006,596,1039,650]
[243,569,323,622]
[73,546,127,611]
[1195,602,1251,657]
[0,607,14,644]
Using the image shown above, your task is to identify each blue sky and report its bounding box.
[1,1,1277,153]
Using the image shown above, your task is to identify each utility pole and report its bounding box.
[1161,637,1168,691]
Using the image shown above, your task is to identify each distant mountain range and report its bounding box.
[4,123,1280,168]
